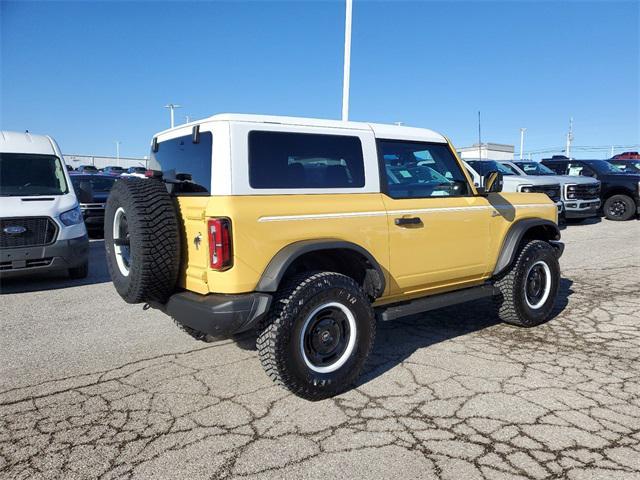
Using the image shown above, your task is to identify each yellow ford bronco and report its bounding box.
[105,114,563,400]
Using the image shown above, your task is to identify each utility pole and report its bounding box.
[115,141,121,166]
[610,146,615,158]
[565,117,574,159]
[519,128,527,160]
[164,104,182,128]
[477,111,482,160]
[341,0,353,121]
[185,115,192,124]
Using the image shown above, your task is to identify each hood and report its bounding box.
[599,172,640,181]
[529,175,599,186]
[502,175,560,187]
[0,193,78,219]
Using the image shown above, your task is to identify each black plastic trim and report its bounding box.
[255,239,386,297]
[376,283,496,321]
[493,219,561,276]
[159,291,272,337]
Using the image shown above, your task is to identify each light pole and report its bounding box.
[164,104,182,128]
[519,128,526,160]
[341,0,353,121]
[115,141,121,166]
[565,117,574,159]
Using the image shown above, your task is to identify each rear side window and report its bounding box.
[248,131,365,189]
[150,132,212,194]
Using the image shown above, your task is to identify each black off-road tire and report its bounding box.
[68,261,88,279]
[257,271,375,401]
[104,177,181,304]
[493,240,560,327]
[603,194,636,221]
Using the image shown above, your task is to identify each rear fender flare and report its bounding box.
[255,240,386,297]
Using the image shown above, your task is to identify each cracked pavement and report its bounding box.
[1,219,639,479]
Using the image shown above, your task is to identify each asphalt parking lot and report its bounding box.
[1,219,639,480]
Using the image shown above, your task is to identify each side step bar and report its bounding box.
[376,283,497,322]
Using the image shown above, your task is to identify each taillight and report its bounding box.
[208,218,232,270]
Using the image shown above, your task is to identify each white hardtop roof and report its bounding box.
[155,113,447,143]
[0,131,57,155]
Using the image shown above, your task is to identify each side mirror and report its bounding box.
[484,171,503,193]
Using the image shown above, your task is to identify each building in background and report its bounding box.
[457,143,514,161]
[64,154,148,170]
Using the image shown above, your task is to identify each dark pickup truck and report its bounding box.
[70,174,118,234]
[541,158,640,221]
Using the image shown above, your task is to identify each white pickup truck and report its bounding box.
[464,160,563,214]
[500,161,601,220]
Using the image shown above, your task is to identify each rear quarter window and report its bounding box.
[248,131,365,189]
[149,132,212,194]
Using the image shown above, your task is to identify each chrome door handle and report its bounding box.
[394,217,422,226]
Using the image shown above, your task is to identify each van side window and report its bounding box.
[379,140,469,198]
[150,132,212,194]
[248,131,365,189]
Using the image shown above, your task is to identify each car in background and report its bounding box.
[76,165,99,174]
[69,173,118,236]
[611,151,640,160]
[541,158,640,221]
[102,166,126,176]
[464,160,563,214]
[501,160,601,221]
[65,164,74,171]
[127,166,146,175]
[608,159,640,174]
[1,131,88,278]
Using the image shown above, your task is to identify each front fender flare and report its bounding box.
[493,219,561,276]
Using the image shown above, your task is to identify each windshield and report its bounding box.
[0,153,68,196]
[70,176,116,193]
[610,161,640,173]
[584,160,623,174]
[466,160,515,176]
[515,162,556,175]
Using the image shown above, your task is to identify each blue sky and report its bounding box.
[2,0,638,159]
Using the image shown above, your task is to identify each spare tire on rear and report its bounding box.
[105,177,181,304]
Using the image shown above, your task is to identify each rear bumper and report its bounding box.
[0,234,89,277]
[155,291,272,337]
[563,199,601,219]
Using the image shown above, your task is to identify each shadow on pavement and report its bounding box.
[232,277,574,393]
[0,240,111,294]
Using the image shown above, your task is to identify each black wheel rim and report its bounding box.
[113,207,131,274]
[609,200,626,217]
[303,306,351,369]
[525,263,547,307]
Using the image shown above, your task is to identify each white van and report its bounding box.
[0,131,88,278]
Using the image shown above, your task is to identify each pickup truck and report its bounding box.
[541,158,640,221]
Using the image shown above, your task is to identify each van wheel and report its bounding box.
[68,261,88,279]
[257,271,375,400]
[603,194,635,221]
[104,177,181,304]
[493,240,560,327]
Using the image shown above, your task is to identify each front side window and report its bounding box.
[249,131,365,189]
[149,132,212,194]
[379,140,470,198]
[0,153,68,196]
[584,160,622,174]
[516,162,556,175]
[466,160,515,177]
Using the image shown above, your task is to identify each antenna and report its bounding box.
[478,111,482,160]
